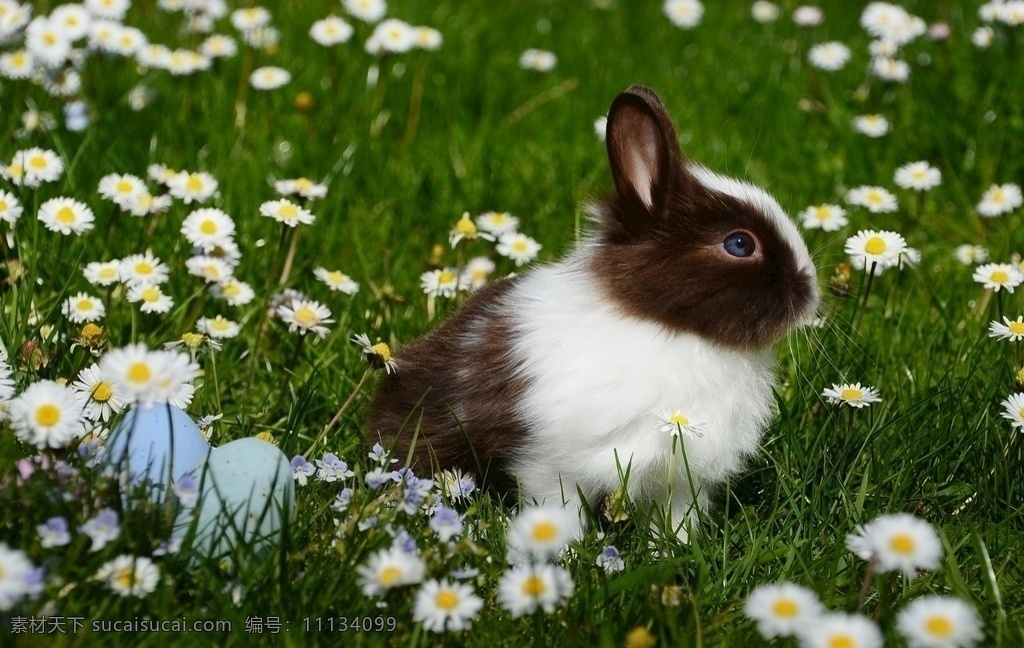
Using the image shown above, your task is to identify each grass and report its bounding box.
[1,1,1023,646]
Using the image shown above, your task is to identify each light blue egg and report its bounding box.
[174,438,295,561]
[105,405,211,501]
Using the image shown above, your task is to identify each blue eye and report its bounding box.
[723,232,756,258]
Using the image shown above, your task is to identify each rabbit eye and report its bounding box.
[723,231,756,258]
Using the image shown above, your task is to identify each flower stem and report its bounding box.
[855,557,877,612]
[279,226,301,286]
[854,262,878,332]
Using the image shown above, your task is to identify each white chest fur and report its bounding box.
[505,253,777,510]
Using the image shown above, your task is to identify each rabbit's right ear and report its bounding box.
[605,85,685,224]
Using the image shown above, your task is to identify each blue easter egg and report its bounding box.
[106,405,211,499]
[175,437,294,561]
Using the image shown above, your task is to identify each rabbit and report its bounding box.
[367,85,819,540]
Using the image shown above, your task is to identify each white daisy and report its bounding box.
[799,204,848,231]
[85,0,131,21]
[95,555,160,598]
[853,114,890,137]
[181,208,236,252]
[0,50,35,80]
[744,582,824,639]
[149,350,199,409]
[973,263,1023,293]
[122,191,173,217]
[449,212,495,247]
[845,513,943,576]
[26,18,72,68]
[413,579,484,632]
[751,1,781,23]
[356,547,426,597]
[273,177,328,199]
[476,211,519,236]
[989,316,1024,342]
[822,382,882,408]
[199,34,238,58]
[230,7,271,31]
[0,190,24,224]
[954,245,988,265]
[793,6,824,27]
[99,344,198,408]
[97,173,147,206]
[519,48,557,72]
[420,268,460,298]
[119,252,170,287]
[250,66,291,90]
[185,255,234,284]
[808,41,851,71]
[797,612,883,648]
[366,19,416,54]
[896,595,983,648]
[497,233,542,266]
[844,230,906,269]
[107,25,147,56]
[0,543,37,611]
[972,26,994,48]
[211,278,255,306]
[314,268,360,295]
[845,186,898,213]
[51,4,92,41]
[657,409,708,439]
[894,161,941,191]
[240,27,279,50]
[259,199,315,227]
[343,0,387,23]
[71,363,126,423]
[62,292,106,324]
[352,333,397,374]
[197,316,241,341]
[277,299,334,339]
[310,16,354,46]
[872,57,911,83]
[84,260,121,286]
[7,379,86,449]
[38,196,94,236]
[414,26,443,50]
[497,564,574,617]
[127,283,174,314]
[460,257,496,290]
[976,183,1023,217]
[664,0,704,28]
[1001,393,1024,431]
[506,504,576,562]
[167,170,218,204]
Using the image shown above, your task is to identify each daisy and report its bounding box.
[808,41,851,70]
[800,204,848,231]
[314,267,360,294]
[356,547,426,597]
[230,6,271,31]
[822,382,882,408]
[343,0,387,23]
[973,263,1023,293]
[97,173,147,206]
[497,563,574,617]
[259,199,315,226]
[62,292,106,324]
[119,252,170,287]
[657,409,708,439]
[95,555,160,598]
[26,19,72,68]
[414,26,443,50]
[507,504,576,561]
[989,316,1024,342]
[797,612,883,648]
[149,351,199,408]
[1001,393,1024,431]
[197,315,241,339]
[744,582,824,639]
[972,26,994,48]
[310,16,354,46]
[352,333,398,374]
[84,260,121,286]
[7,380,86,449]
[845,229,906,270]
[211,278,255,306]
[51,4,92,41]
[250,66,291,90]
[846,186,898,213]
[71,363,125,423]
[896,596,983,648]
[241,26,279,50]
[793,6,824,27]
[180,208,235,252]
[954,245,988,265]
[100,344,196,408]
[186,255,234,284]
[871,57,911,83]
[846,513,942,576]
[366,18,416,54]
[199,34,238,58]
[147,163,178,186]
[167,170,218,204]
[124,191,173,218]
[664,0,704,28]
[414,579,483,632]
[519,48,557,72]
[38,197,95,236]
[497,233,542,266]
[37,517,72,548]
[127,283,174,314]
[854,114,890,137]
[449,212,495,247]
[277,299,333,338]
[273,177,328,199]
[421,268,460,298]
[86,0,131,21]
[0,543,37,611]
[751,1,781,23]
[976,183,1023,217]
[0,190,23,224]
[107,25,147,56]
[476,211,519,236]
[461,257,496,290]
[895,161,941,191]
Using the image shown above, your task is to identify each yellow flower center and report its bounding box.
[814,206,830,220]
[293,306,317,326]
[370,343,392,362]
[223,283,240,297]
[92,382,113,402]
[211,318,229,331]
[841,388,863,401]
[76,299,94,311]
[379,566,402,587]
[0,199,6,211]
[924,615,953,637]
[56,206,76,223]
[127,362,151,384]
[455,216,477,236]
[204,264,220,278]
[80,323,104,343]
[669,413,691,426]
[199,220,217,234]
[889,533,916,555]
[186,175,203,191]
[471,269,488,282]
[532,521,557,543]
[279,203,298,218]
[990,270,1009,284]
[135,262,153,275]
[11,52,25,66]
[827,635,855,648]
[182,333,205,349]
[35,404,61,427]
[8,162,23,177]
[771,598,799,618]
[864,237,887,255]
[116,180,134,193]
[1009,322,1024,335]
[512,240,528,253]
[99,267,117,280]
[141,287,160,302]
[992,189,1005,203]
[522,576,547,597]
[115,567,135,589]
[434,590,459,611]
[326,271,345,283]
[295,178,312,190]
[438,271,455,284]
[912,169,926,180]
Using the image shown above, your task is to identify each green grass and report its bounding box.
[1,1,1023,646]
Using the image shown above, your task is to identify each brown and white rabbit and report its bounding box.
[368,85,819,539]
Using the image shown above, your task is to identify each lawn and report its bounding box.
[0,0,1022,646]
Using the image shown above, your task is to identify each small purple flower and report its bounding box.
[398,473,435,515]
[80,508,120,552]
[24,566,46,598]
[391,528,418,554]
[153,535,183,556]
[172,475,199,507]
[429,506,463,542]
[357,516,378,532]
[37,517,71,548]
[451,567,480,580]
[368,443,397,465]
[331,488,353,513]
[596,545,625,573]
[315,453,355,482]
[364,468,398,489]
[290,455,315,486]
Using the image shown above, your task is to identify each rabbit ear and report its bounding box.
[605,85,684,220]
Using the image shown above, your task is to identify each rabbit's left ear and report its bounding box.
[605,85,685,223]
